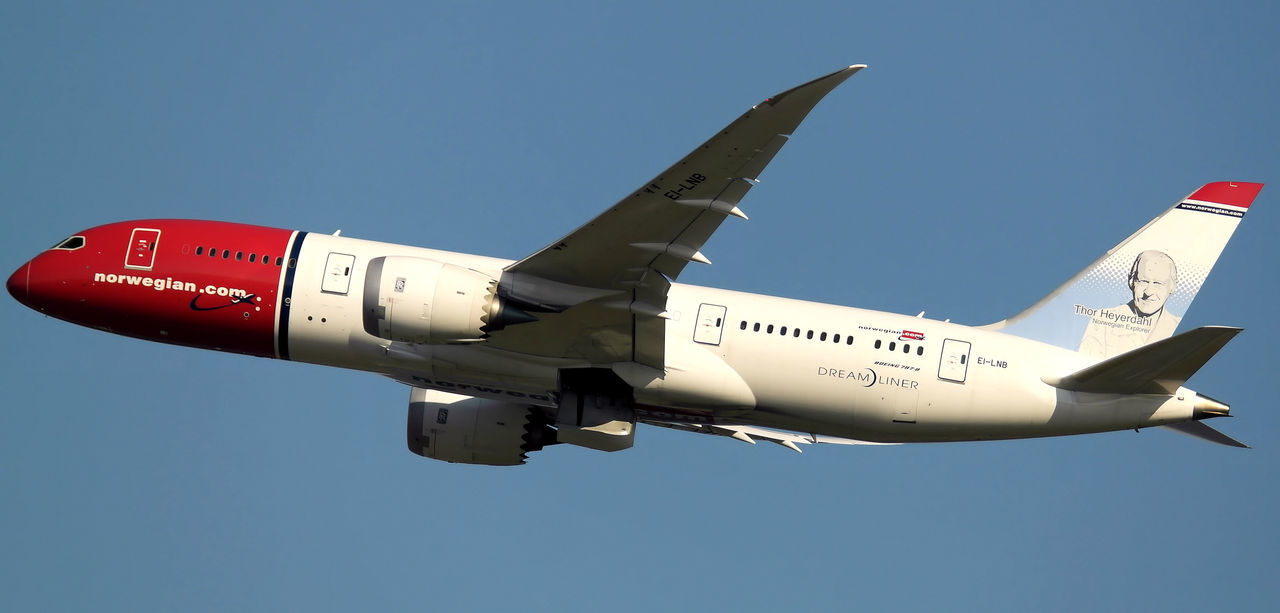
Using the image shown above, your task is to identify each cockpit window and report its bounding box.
[51,236,85,250]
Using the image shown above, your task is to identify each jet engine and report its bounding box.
[363,256,531,344]
[406,388,556,466]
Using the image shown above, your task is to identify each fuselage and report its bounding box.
[7,219,1201,444]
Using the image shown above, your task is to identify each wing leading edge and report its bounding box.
[490,65,866,368]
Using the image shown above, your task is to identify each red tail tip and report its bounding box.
[1188,182,1264,208]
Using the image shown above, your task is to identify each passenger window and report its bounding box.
[889,342,896,351]
[210,247,218,258]
[753,323,761,332]
[767,324,774,333]
[903,343,910,353]
[846,336,854,345]
[195,246,204,256]
[833,334,840,343]
[820,332,828,341]
[275,256,283,266]
[806,330,814,339]
[740,321,747,330]
[874,339,882,349]
[780,326,787,335]
[236,251,243,261]
[916,346,924,356]
[249,253,256,263]
[222,250,230,259]
[793,329,800,338]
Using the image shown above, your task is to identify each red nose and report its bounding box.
[7,261,29,304]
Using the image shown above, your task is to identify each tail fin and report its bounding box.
[987,182,1262,358]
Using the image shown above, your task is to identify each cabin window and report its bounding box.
[780,326,788,335]
[903,343,910,353]
[793,328,800,338]
[874,339,882,349]
[889,342,896,351]
[195,246,204,256]
[916,346,924,356]
[275,256,284,266]
[222,250,230,259]
[832,333,840,343]
[753,323,761,332]
[740,321,748,330]
[235,251,243,261]
[249,253,256,263]
[767,324,774,334]
[846,336,855,345]
[820,332,828,341]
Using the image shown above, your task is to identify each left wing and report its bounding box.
[489,65,865,367]
[644,420,898,452]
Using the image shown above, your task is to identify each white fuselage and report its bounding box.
[282,232,1197,444]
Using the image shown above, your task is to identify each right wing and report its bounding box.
[487,65,866,367]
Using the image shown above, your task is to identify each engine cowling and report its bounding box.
[406,388,555,466]
[363,256,504,344]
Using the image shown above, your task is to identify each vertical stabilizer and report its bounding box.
[987,182,1261,358]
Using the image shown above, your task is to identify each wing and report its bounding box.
[643,420,898,452]
[489,65,866,368]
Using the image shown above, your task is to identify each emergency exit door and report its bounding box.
[938,338,972,383]
[321,253,356,295]
[693,303,727,345]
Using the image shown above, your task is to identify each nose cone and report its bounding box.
[7,261,30,305]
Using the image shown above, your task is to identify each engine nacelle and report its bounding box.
[406,388,555,466]
[363,256,502,344]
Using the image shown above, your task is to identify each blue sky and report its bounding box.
[2,2,1278,610]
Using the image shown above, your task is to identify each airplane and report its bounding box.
[6,65,1264,465]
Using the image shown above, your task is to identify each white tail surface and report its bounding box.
[987,182,1262,359]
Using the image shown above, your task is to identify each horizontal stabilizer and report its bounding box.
[1162,420,1249,448]
[1042,326,1242,394]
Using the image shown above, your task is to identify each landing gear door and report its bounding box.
[938,339,972,383]
[693,303,727,346]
